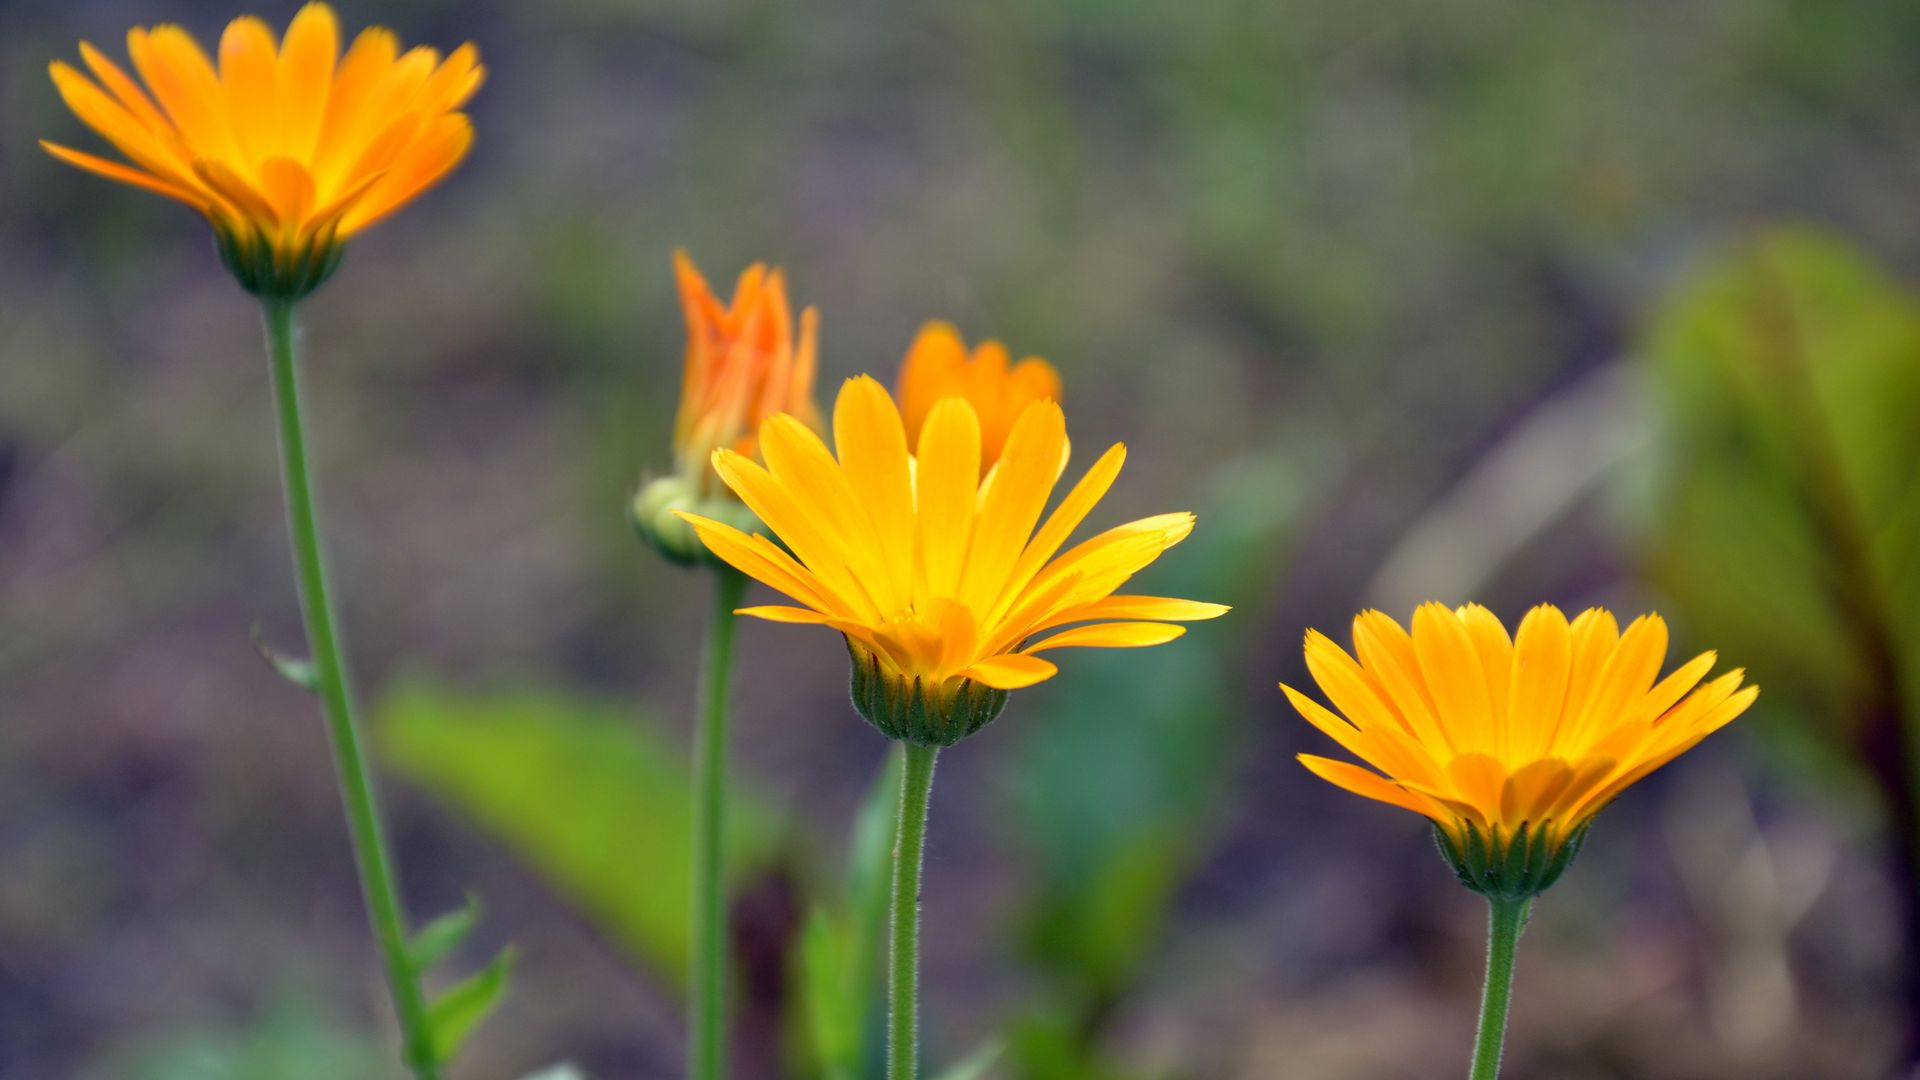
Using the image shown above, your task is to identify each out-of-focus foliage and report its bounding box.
[426,940,516,1063]
[86,996,397,1080]
[930,1040,1005,1080]
[1002,455,1302,1076]
[398,891,516,1066]
[1642,228,1920,763]
[796,751,898,1080]
[376,678,783,983]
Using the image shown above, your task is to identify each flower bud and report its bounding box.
[631,475,760,568]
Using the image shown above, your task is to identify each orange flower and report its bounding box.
[42,3,482,299]
[679,377,1226,743]
[1284,603,1757,896]
[672,250,822,492]
[897,322,1062,470]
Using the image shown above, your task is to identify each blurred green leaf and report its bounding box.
[932,1040,1005,1080]
[798,750,902,1080]
[1001,457,1301,1078]
[1008,457,1299,997]
[1642,227,1920,758]
[376,677,783,984]
[408,892,483,975]
[249,625,318,694]
[1006,1010,1136,1080]
[800,910,858,1080]
[427,946,515,1063]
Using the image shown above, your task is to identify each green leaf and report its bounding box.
[1006,462,1297,996]
[799,908,860,1080]
[408,893,483,975]
[932,1040,1005,1080]
[249,625,317,693]
[428,946,515,1064]
[1641,227,1920,765]
[375,677,782,984]
[844,749,902,1004]
[797,752,902,1080]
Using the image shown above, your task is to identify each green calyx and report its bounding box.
[630,474,760,568]
[847,640,1009,746]
[215,223,345,302]
[1434,820,1588,901]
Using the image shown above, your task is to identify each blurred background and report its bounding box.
[4,0,1920,1077]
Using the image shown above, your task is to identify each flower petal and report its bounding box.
[1022,621,1186,653]
[959,652,1057,689]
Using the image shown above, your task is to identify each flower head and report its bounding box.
[1284,603,1757,898]
[634,251,822,565]
[897,322,1062,471]
[42,3,482,300]
[670,251,821,488]
[679,376,1227,744]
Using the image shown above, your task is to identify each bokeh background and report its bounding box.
[5,1,1920,1077]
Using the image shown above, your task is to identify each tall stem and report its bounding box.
[1467,895,1531,1080]
[888,741,939,1080]
[262,300,439,1080]
[689,567,746,1080]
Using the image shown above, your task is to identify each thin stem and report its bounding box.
[262,300,439,1080]
[689,567,746,1080]
[888,741,939,1080]
[1467,895,1531,1080]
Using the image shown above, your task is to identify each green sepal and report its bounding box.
[214,223,344,302]
[409,892,484,974]
[427,945,515,1063]
[1434,820,1590,901]
[250,624,318,693]
[847,640,1009,746]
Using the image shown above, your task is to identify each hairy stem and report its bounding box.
[1468,895,1531,1080]
[263,300,439,1079]
[888,742,940,1080]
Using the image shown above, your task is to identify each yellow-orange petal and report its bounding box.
[960,399,1066,611]
[1023,621,1186,653]
[1299,754,1442,819]
[39,140,206,208]
[1034,594,1230,630]
[734,605,834,624]
[959,653,1058,689]
[914,399,981,599]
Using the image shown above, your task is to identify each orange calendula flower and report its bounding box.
[42,3,482,300]
[671,250,822,489]
[633,252,822,565]
[1284,603,1757,897]
[897,322,1062,470]
[679,376,1227,744]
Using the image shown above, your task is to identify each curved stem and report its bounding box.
[1468,895,1531,1080]
[262,300,440,1080]
[888,742,939,1080]
[689,567,746,1080]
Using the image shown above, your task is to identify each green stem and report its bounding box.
[690,567,746,1080]
[888,741,939,1080]
[262,300,439,1080]
[1467,895,1531,1080]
